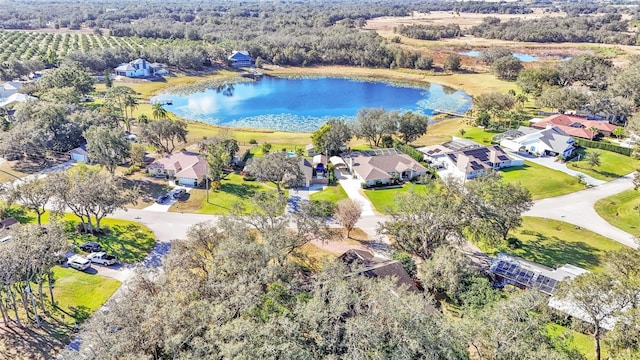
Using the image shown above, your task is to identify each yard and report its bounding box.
[594,190,640,237]
[568,148,640,181]
[364,183,429,214]
[478,217,625,272]
[169,172,287,215]
[309,184,348,203]
[501,161,585,200]
[546,323,608,360]
[37,212,156,263]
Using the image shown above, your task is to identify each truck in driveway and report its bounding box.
[86,252,118,266]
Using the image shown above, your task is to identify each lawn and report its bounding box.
[50,266,121,324]
[37,212,156,263]
[309,184,348,203]
[477,217,625,272]
[546,323,608,360]
[568,148,640,181]
[364,183,429,214]
[501,161,584,200]
[595,190,640,237]
[169,172,287,215]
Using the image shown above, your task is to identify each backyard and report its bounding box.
[501,161,584,200]
[595,190,640,237]
[478,217,625,272]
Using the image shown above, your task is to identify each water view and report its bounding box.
[459,50,539,62]
[153,77,472,132]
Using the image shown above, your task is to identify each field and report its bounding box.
[501,161,584,200]
[594,190,640,237]
[478,217,625,272]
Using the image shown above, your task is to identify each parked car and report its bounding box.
[87,252,117,266]
[172,189,186,199]
[79,241,102,252]
[156,194,170,204]
[68,255,91,271]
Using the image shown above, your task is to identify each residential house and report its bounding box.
[0,81,22,99]
[228,51,254,68]
[69,144,90,163]
[114,59,167,78]
[339,249,420,293]
[418,137,484,168]
[531,114,618,139]
[441,145,523,180]
[500,126,575,158]
[0,93,36,109]
[0,217,17,243]
[147,151,207,186]
[342,148,428,186]
[298,158,314,187]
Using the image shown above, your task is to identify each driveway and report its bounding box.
[525,172,637,248]
[142,185,192,212]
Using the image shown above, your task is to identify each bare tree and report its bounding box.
[334,199,362,238]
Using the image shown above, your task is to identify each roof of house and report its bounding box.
[70,144,89,156]
[299,158,313,182]
[228,51,253,61]
[339,249,419,293]
[0,217,18,230]
[2,81,22,91]
[174,158,207,180]
[0,93,35,107]
[417,144,452,158]
[532,114,618,138]
[343,148,428,182]
[446,145,512,173]
[312,154,327,165]
[148,151,205,178]
[503,126,574,154]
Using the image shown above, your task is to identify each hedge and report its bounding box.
[574,138,631,156]
[394,142,425,163]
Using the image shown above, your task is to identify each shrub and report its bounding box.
[249,138,258,144]
[310,200,336,218]
[574,138,632,156]
[507,237,523,249]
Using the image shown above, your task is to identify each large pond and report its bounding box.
[153,77,472,132]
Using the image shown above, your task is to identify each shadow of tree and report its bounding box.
[68,305,91,322]
[514,230,600,270]
[66,222,156,263]
[219,182,260,198]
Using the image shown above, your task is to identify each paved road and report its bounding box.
[525,172,637,248]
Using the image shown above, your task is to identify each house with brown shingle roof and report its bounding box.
[532,114,618,139]
[342,148,428,186]
[147,151,207,186]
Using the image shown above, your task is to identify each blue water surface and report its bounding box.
[153,77,472,132]
[459,50,539,62]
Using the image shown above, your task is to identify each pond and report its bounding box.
[153,77,472,132]
[459,50,539,62]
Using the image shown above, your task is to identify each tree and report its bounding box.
[491,55,523,81]
[37,61,94,95]
[105,86,136,123]
[140,118,188,154]
[84,125,131,175]
[473,92,515,113]
[517,67,560,96]
[203,139,232,184]
[634,170,640,190]
[612,126,624,139]
[310,119,353,155]
[333,199,362,238]
[475,110,491,127]
[355,108,398,147]
[152,102,168,120]
[557,55,612,90]
[443,54,462,72]
[537,87,589,113]
[130,143,146,166]
[397,111,429,143]
[104,69,113,88]
[555,272,630,360]
[585,151,602,169]
[244,152,305,194]
[479,47,512,64]
[5,177,53,225]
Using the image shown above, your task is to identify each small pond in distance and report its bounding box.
[459,50,539,62]
[153,77,472,132]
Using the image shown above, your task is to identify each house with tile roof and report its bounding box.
[342,148,428,186]
[442,145,523,180]
[500,126,575,158]
[532,114,618,140]
[147,151,207,186]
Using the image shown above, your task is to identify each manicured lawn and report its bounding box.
[546,323,607,360]
[478,217,625,272]
[51,266,121,324]
[501,161,584,200]
[38,212,156,263]
[364,183,429,214]
[170,172,286,215]
[568,148,640,181]
[309,184,348,203]
[595,190,640,237]
[460,126,500,146]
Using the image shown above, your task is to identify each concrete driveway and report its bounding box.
[142,185,192,212]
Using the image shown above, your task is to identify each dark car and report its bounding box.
[79,241,102,253]
[172,189,186,199]
[156,194,170,204]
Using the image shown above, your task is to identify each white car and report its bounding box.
[87,252,118,266]
[68,255,91,271]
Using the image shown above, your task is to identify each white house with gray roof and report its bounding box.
[500,126,575,158]
[114,59,167,78]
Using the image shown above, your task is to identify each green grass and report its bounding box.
[309,184,348,203]
[478,217,625,272]
[37,212,156,263]
[595,190,640,237]
[568,148,640,181]
[501,161,585,200]
[51,266,121,324]
[546,323,607,360]
[460,126,499,146]
[170,172,287,215]
[364,183,428,214]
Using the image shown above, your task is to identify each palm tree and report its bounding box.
[589,126,600,141]
[138,114,150,125]
[152,102,168,120]
[125,95,138,123]
[585,151,601,169]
